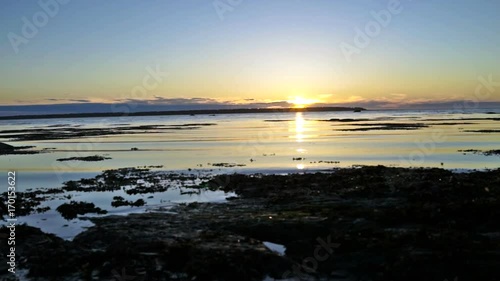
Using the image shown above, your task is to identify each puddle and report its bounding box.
[263,241,286,256]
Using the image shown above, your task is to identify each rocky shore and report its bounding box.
[0,142,38,155]
[1,166,500,280]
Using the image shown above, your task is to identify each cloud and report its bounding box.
[319,94,333,99]
[318,93,498,109]
[117,96,225,105]
[0,96,499,117]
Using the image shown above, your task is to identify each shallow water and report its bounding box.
[16,187,235,240]
[1,109,498,238]
[263,241,287,256]
[1,109,498,179]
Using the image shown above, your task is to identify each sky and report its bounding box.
[0,0,499,114]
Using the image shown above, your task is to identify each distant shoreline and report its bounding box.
[0,106,365,121]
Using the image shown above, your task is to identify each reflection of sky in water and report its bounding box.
[0,110,499,185]
[1,109,498,239]
[16,187,236,240]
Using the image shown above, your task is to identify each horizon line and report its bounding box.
[0,106,367,120]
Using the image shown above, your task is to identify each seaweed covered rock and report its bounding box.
[56,201,107,220]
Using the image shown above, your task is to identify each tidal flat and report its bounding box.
[1,110,499,173]
[1,166,500,281]
[1,110,499,280]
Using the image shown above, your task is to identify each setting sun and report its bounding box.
[289,96,317,108]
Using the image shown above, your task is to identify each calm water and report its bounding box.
[1,109,498,238]
[1,109,499,190]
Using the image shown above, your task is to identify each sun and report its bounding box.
[289,96,317,108]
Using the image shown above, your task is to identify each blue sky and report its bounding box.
[0,0,499,113]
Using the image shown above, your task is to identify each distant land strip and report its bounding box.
[0,107,366,120]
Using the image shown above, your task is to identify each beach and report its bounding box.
[1,166,500,280]
[0,109,499,280]
[2,1,500,279]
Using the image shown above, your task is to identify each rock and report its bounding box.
[0,142,15,151]
[6,167,500,280]
[56,201,107,220]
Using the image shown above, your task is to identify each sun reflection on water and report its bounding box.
[291,112,306,142]
[293,112,306,170]
[294,112,305,143]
